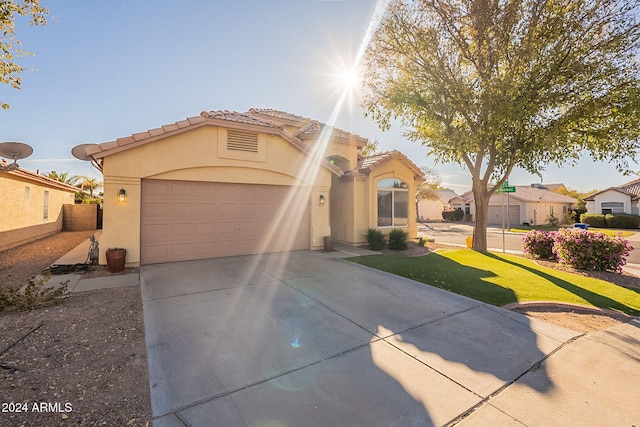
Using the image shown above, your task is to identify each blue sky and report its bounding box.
[1,0,636,194]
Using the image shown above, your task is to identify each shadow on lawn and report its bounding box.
[485,253,640,316]
[351,253,517,307]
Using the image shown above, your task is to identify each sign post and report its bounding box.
[495,181,516,253]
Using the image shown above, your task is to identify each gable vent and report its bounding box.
[227,129,259,152]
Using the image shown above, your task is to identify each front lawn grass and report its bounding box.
[348,249,640,315]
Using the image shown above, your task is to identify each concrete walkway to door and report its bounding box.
[141,247,640,426]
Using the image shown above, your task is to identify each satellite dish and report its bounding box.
[0,141,33,160]
[71,143,100,161]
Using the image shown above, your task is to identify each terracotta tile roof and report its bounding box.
[249,108,368,145]
[203,110,283,129]
[356,150,424,179]
[1,161,78,192]
[618,177,640,196]
[248,108,309,123]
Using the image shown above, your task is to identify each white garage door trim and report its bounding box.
[140,179,310,264]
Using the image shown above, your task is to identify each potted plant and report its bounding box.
[105,248,127,273]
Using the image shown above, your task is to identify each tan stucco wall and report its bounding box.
[330,175,355,242]
[0,174,75,250]
[99,125,333,265]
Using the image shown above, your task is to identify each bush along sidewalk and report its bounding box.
[522,228,633,272]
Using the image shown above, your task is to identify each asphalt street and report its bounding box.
[418,222,640,265]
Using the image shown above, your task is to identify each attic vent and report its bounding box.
[227,130,258,152]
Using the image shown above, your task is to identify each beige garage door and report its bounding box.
[141,180,310,264]
[487,205,520,226]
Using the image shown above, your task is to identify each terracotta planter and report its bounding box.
[105,248,126,273]
[323,236,335,252]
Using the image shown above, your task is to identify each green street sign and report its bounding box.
[496,185,516,193]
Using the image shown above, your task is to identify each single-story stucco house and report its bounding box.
[0,162,77,251]
[460,184,577,226]
[417,189,459,221]
[583,177,640,215]
[76,109,424,266]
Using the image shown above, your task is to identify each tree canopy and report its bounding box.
[1,0,47,109]
[363,0,640,251]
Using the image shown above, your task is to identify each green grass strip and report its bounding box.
[348,249,640,315]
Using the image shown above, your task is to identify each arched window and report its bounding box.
[377,178,408,227]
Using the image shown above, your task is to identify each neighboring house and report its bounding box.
[417,189,459,221]
[465,184,577,226]
[76,109,424,266]
[583,177,640,215]
[0,162,77,251]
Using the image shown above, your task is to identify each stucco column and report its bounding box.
[311,186,331,249]
[99,176,141,266]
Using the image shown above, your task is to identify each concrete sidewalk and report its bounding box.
[46,231,139,292]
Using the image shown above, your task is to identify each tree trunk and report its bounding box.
[472,185,490,252]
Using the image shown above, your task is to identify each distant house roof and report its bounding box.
[464,186,576,204]
[583,177,640,201]
[355,150,424,180]
[508,186,577,203]
[437,189,459,204]
[1,161,78,193]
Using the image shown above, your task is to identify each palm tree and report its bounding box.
[43,170,72,183]
[70,175,102,197]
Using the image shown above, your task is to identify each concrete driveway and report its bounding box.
[140,248,639,426]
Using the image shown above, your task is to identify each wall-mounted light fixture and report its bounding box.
[319,194,326,206]
[117,188,127,203]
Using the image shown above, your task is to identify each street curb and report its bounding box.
[502,301,638,321]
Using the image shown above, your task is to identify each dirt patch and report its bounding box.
[0,231,95,289]
[0,231,151,426]
[510,305,633,334]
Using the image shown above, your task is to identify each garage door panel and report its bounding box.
[170,181,196,197]
[144,203,171,218]
[171,204,195,216]
[170,223,194,238]
[195,203,217,217]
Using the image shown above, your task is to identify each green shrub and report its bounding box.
[366,228,386,251]
[521,230,556,259]
[553,228,633,272]
[580,214,606,228]
[605,213,640,229]
[442,209,464,221]
[0,274,69,312]
[388,228,408,250]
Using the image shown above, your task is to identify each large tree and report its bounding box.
[362,0,640,251]
[1,0,47,109]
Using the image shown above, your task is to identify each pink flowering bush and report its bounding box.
[552,228,633,272]
[522,230,557,259]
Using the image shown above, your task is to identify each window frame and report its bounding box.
[377,178,409,228]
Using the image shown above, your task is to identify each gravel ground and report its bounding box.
[0,231,93,289]
[0,232,151,427]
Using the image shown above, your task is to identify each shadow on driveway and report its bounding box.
[141,250,575,426]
